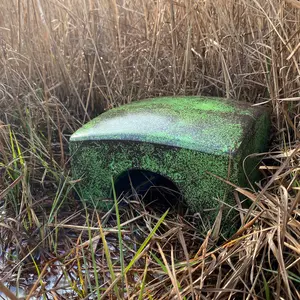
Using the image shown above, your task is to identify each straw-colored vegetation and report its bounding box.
[0,0,299,299]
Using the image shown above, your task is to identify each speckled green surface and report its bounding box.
[70,96,271,235]
[70,97,260,154]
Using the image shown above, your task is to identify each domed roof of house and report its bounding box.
[70,96,268,155]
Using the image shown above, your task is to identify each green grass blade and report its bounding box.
[95,211,121,299]
[86,210,101,300]
[125,209,169,273]
[151,252,168,273]
[138,256,149,300]
[262,272,270,300]
[99,210,169,300]
[111,176,125,296]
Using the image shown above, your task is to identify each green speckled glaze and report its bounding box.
[71,97,260,155]
[70,96,271,235]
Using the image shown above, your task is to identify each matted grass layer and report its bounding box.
[0,163,299,299]
[0,0,299,299]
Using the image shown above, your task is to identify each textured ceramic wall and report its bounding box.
[70,97,270,235]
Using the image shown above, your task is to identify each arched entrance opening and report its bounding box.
[114,169,185,213]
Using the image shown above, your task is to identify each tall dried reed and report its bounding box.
[0,0,299,299]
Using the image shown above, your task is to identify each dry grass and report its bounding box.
[0,0,299,299]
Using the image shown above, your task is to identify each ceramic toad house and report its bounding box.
[70,96,270,233]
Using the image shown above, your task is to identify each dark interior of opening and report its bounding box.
[114,169,186,214]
